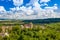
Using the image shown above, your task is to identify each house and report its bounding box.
[1,26,12,33]
[0,26,12,37]
[21,22,33,29]
[0,33,5,37]
[0,32,9,37]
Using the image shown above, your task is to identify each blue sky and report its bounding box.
[0,0,60,19]
[0,0,60,11]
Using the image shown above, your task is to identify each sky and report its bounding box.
[0,0,60,20]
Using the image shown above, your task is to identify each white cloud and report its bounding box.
[45,4,58,10]
[0,0,60,20]
[13,0,23,6]
[40,0,50,3]
[25,7,34,15]
[26,0,39,6]
[10,7,20,11]
[0,6,6,12]
[19,6,34,15]
[42,3,48,6]
[53,4,58,10]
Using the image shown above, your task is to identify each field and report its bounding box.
[0,20,60,40]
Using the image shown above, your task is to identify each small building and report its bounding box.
[21,22,33,29]
[0,33,5,37]
[1,26,12,33]
[0,26,11,37]
[0,32,9,37]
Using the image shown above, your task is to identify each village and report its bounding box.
[0,22,46,37]
[0,22,34,37]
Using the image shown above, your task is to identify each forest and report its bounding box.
[0,21,60,40]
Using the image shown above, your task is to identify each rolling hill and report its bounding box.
[23,18,60,24]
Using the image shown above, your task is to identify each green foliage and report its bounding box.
[0,27,2,32]
[0,22,60,40]
[2,36,9,40]
[0,36,3,40]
